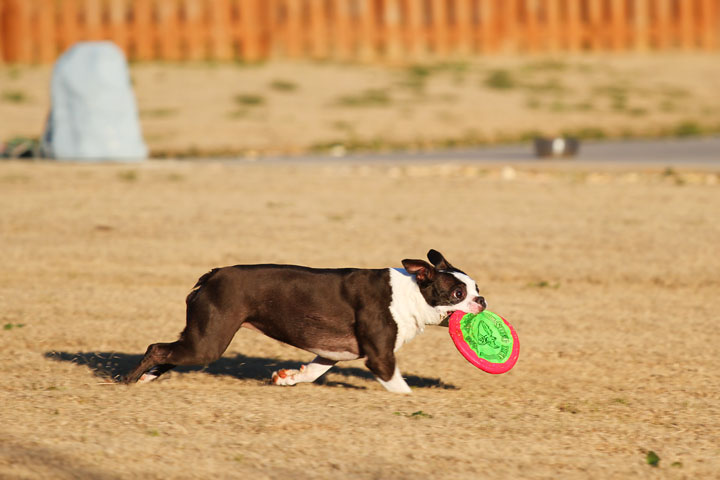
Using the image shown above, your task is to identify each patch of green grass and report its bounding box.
[7,67,22,79]
[525,78,568,94]
[227,109,250,119]
[394,410,432,419]
[673,121,703,137]
[484,69,516,90]
[147,429,160,437]
[659,100,676,112]
[326,213,352,222]
[526,97,542,109]
[234,93,265,106]
[0,174,31,183]
[117,170,138,182]
[627,107,648,117]
[646,450,660,467]
[3,323,26,330]
[2,89,28,103]
[528,280,560,289]
[269,79,298,92]
[670,461,683,468]
[335,88,392,107]
[140,108,178,118]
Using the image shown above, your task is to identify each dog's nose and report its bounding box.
[474,296,487,308]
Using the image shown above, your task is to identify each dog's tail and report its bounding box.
[186,268,220,305]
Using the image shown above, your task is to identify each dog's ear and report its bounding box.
[402,258,436,283]
[427,249,453,271]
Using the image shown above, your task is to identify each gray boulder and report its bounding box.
[42,41,147,161]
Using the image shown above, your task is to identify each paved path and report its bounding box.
[252,136,720,168]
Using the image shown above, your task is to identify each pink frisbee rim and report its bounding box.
[448,310,520,374]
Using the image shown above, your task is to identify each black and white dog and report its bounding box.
[123,249,485,393]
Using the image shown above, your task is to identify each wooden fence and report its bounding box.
[1,0,719,64]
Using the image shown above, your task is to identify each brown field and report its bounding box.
[1,159,719,479]
[2,54,720,156]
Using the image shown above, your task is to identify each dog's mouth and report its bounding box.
[467,302,486,314]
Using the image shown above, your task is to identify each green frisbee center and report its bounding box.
[460,311,513,363]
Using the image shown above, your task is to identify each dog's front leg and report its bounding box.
[272,356,336,386]
[376,366,412,394]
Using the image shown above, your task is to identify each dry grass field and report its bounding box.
[2,54,720,156]
[1,158,719,479]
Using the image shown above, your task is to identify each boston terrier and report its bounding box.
[122,249,486,393]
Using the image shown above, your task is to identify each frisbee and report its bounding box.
[448,310,519,374]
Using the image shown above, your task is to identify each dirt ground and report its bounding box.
[1,158,719,479]
[2,54,720,155]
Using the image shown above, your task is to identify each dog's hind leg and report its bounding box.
[272,356,336,386]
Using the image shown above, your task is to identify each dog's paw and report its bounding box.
[271,365,306,386]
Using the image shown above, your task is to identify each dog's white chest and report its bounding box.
[388,268,444,351]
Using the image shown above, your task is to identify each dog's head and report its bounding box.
[402,249,486,316]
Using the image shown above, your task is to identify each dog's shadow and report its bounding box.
[44,351,457,390]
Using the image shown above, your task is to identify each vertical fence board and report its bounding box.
[430,0,448,54]
[2,0,32,62]
[679,0,696,48]
[182,0,206,61]
[308,0,327,58]
[478,0,496,53]
[384,0,402,60]
[131,0,153,60]
[544,0,561,51]
[454,0,472,54]
[358,0,376,61]
[37,0,57,62]
[239,0,261,60]
[207,0,231,59]
[700,0,718,49]
[405,0,426,58]
[634,0,650,50]
[332,0,351,59]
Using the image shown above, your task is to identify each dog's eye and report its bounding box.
[453,289,464,299]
